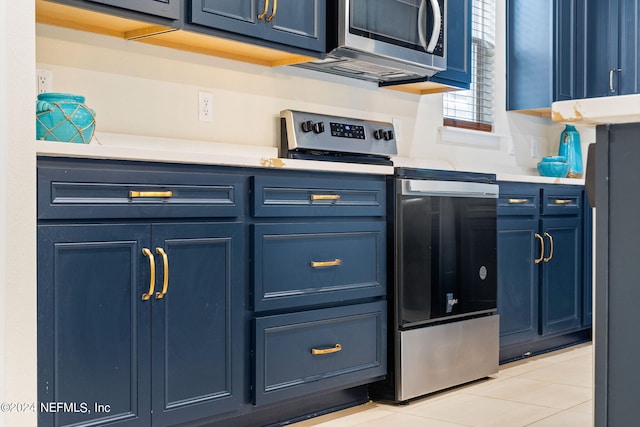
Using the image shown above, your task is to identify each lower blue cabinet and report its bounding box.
[253,301,387,405]
[38,222,244,427]
[252,221,386,311]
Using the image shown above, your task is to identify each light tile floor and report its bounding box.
[293,343,593,427]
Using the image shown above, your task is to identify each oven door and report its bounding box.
[342,0,445,64]
[396,179,498,329]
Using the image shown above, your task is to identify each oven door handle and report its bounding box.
[401,179,499,199]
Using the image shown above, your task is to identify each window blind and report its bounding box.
[443,0,496,131]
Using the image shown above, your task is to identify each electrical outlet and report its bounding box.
[198,91,213,122]
[531,136,540,158]
[37,69,53,94]
[392,117,402,142]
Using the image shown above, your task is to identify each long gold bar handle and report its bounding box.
[544,232,554,262]
[310,259,342,268]
[266,0,278,22]
[311,344,342,355]
[141,248,156,301]
[310,194,341,201]
[257,0,270,19]
[130,191,173,198]
[155,248,169,299]
[534,233,544,264]
[554,199,573,205]
[508,198,528,204]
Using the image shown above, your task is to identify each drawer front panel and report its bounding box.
[254,301,387,405]
[38,160,243,219]
[541,186,582,215]
[252,175,385,217]
[497,182,539,216]
[253,222,386,311]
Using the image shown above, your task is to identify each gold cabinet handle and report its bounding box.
[155,248,169,299]
[266,0,278,22]
[141,248,156,301]
[554,199,573,205]
[534,233,544,264]
[257,0,270,19]
[310,259,342,268]
[310,194,341,201]
[508,198,528,204]
[130,191,173,198]
[311,344,342,355]
[544,232,554,262]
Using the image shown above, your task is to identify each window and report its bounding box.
[443,0,496,132]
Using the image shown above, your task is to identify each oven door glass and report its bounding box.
[398,194,497,328]
[349,0,444,56]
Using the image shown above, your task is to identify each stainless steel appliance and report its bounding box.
[279,111,499,402]
[375,168,499,402]
[296,0,446,84]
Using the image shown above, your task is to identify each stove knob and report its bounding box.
[313,121,325,134]
[384,130,395,141]
[301,120,314,133]
[373,129,384,140]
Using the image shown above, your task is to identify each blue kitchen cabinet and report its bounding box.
[497,217,540,347]
[37,159,245,427]
[87,0,180,19]
[188,0,326,53]
[506,0,581,110]
[250,171,387,406]
[497,182,590,362]
[579,0,640,97]
[429,0,472,89]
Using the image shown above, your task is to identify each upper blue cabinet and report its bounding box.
[506,0,580,112]
[429,0,472,90]
[579,0,640,97]
[188,0,326,53]
[87,0,180,19]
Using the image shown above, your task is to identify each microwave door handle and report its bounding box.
[418,0,428,51]
[426,0,441,53]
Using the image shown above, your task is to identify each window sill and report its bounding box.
[438,126,502,150]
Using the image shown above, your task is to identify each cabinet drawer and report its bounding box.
[252,175,386,217]
[541,186,582,215]
[254,301,387,405]
[497,182,539,215]
[253,222,386,311]
[38,159,243,219]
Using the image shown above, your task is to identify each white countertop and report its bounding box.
[36,132,584,185]
[552,93,640,125]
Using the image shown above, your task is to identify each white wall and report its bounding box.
[35,2,594,177]
[0,1,37,426]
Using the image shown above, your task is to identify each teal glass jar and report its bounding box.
[557,124,583,178]
[36,93,96,143]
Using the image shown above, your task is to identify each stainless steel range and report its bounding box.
[280,110,499,402]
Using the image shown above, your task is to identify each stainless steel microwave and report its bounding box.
[297,0,446,84]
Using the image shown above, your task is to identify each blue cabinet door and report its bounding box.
[429,0,472,89]
[150,223,244,426]
[540,216,582,335]
[555,0,580,101]
[87,0,180,19]
[38,224,152,427]
[189,0,325,52]
[497,218,540,347]
[617,0,640,95]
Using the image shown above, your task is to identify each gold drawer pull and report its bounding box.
[508,198,528,204]
[310,259,342,268]
[543,232,554,262]
[311,344,342,355]
[141,248,156,301]
[130,191,173,198]
[310,194,341,201]
[554,199,573,205]
[257,0,269,19]
[534,233,544,264]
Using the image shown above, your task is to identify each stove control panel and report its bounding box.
[280,110,398,159]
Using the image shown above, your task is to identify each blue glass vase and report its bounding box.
[36,93,96,143]
[558,124,583,178]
